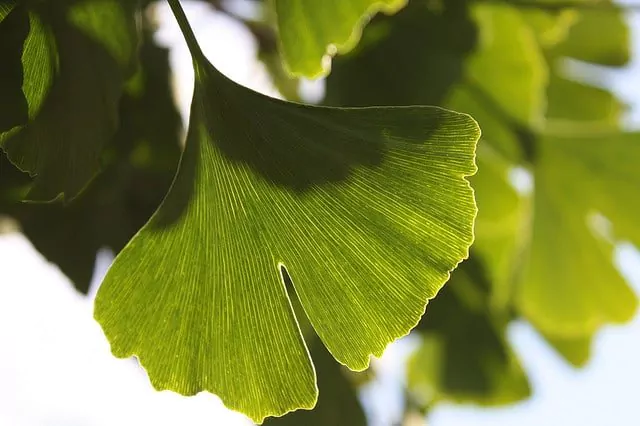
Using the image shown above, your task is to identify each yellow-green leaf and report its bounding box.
[94,5,479,422]
[518,132,639,336]
[554,8,630,66]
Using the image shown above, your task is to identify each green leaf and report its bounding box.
[410,260,530,406]
[520,7,577,47]
[0,2,29,133]
[94,12,479,422]
[1,32,181,293]
[324,0,477,107]
[546,71,625,126]
[470,145,529,310]
[264,340,367,426]
[541,332,592,367]
[325,0,546,162]
[0,0,137,201]
[274,0,407,78]
[517,131,639,336]
[468,2,547,128]
[0,149,30,206]
[554,8,630,66]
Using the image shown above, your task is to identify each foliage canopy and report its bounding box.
[1,0,638,424]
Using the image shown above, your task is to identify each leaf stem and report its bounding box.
[166,0,206,63]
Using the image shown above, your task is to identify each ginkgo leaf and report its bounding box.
[94,4,479,422]
[0,0,137,201]
[274,0,407,78]
[521,7,577,47]
[517,131,639,336]
[541,332,592,367]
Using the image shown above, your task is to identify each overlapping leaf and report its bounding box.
[264,340,367,426]
[325,0,546,162]
[470,145,529,310]
[274,0,407,77]
[518,131,639,336]
[410,260,530,407]
[0,0,137,201]
[0,32,181,293]
[94,7,479,422]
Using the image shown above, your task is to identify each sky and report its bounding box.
[0,2,639,426]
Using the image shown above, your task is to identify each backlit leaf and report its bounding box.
[469,2,547,128]
[546,71,626,126]
[274,0,407,77]
[94,14,479,422]
[471,145,529,310]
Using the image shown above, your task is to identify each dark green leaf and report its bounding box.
[325,0,546,162]
[0,2,29,133]
[410,259,530,406]
[0,0,137,201]
[0,31,180,293]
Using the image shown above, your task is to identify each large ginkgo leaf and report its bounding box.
[274,0,406,77]
[94,3,479,422]
[0,0,137,201]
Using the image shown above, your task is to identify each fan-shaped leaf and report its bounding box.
[94,9,479,422]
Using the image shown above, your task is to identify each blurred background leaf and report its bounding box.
[0,24,181,293]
